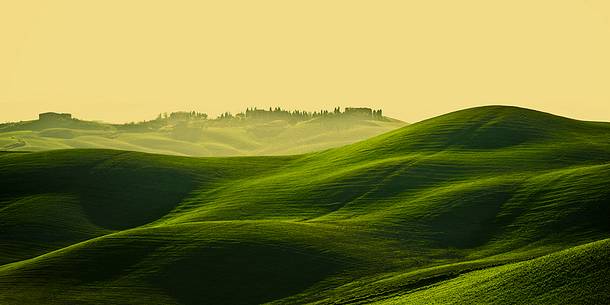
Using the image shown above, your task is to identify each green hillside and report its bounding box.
[376,238,610,305]
[1,106,609,304]
[0,108,405,157]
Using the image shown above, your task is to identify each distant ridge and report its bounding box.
[1,106,392,128]
[0,106,406,156]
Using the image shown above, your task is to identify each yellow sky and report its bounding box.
[1,0,609,123]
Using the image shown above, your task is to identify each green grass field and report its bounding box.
[1,106,609,304]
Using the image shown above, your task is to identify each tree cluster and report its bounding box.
[241,107,384,122]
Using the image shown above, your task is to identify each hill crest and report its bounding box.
[333,105,610,156]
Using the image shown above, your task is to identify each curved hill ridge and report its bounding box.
[328,105,610,158]
[1,106,609,304]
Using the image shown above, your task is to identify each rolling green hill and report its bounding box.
[1,106,609,304]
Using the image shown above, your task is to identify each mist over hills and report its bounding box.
[1,106,609,304]
[0,107,404,156]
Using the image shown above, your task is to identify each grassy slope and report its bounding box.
[0,106,609,304]
[377,238,610,305]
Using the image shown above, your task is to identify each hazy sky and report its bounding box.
[1,0,609,123]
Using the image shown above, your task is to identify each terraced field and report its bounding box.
[1,106,609,304]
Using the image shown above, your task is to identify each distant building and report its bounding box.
[39,112,72,121]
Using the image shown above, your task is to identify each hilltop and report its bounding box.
[0,106,609,304]
[0,107,405,156]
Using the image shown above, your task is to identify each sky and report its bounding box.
[1,0,609,123]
